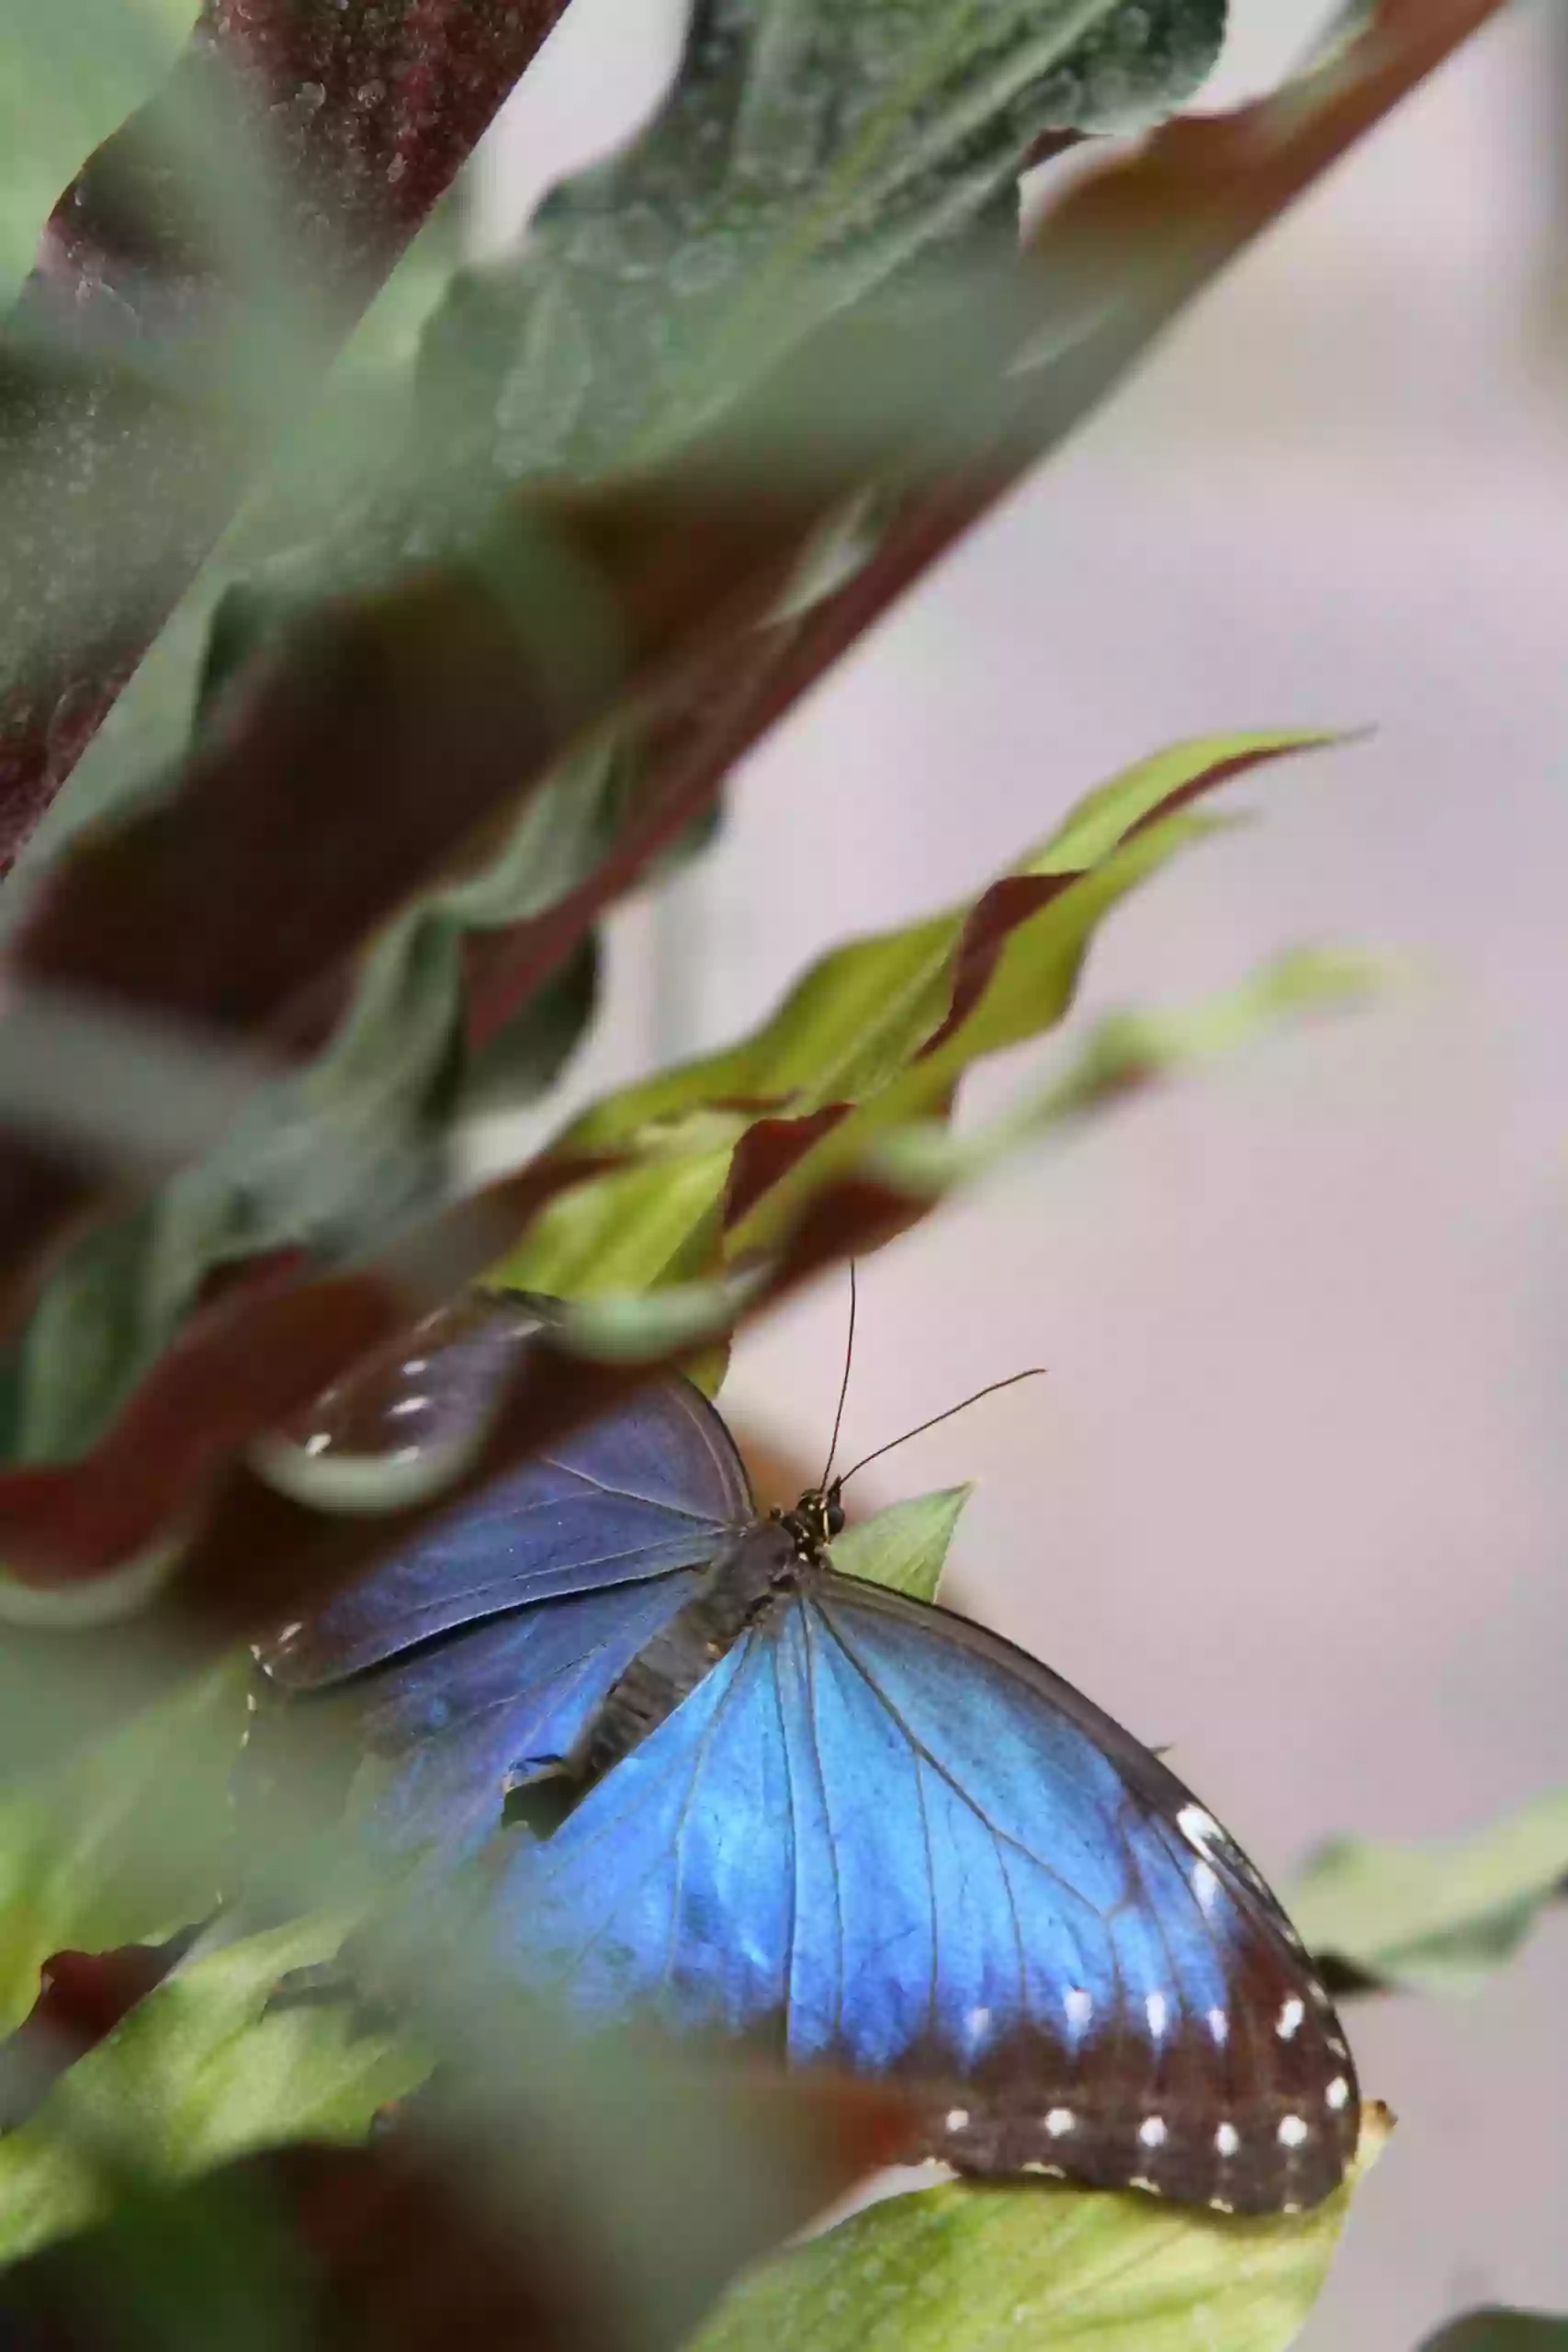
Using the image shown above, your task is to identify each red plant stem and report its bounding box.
[0,0,571,874]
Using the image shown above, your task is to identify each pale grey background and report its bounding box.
[471,6,1568,2342]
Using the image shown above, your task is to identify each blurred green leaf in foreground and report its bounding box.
[1291,1789,1568,1998]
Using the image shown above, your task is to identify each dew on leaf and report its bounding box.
[669,234,739,297]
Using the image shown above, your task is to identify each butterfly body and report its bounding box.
[252,1298,1359,2216]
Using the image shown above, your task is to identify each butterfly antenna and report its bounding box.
[838,1367,1046,1487]
[818,1261,858,1490]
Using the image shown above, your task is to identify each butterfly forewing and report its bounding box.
[246,1307,753,1854]
[255,1336,753,1690]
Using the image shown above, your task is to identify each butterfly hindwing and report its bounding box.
[487,1550,1358,2213]
[804,1573,1359,2209]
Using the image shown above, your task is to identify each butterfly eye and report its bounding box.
[825,1494,846,1538]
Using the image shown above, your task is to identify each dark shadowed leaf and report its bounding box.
[0,2159,317,2352]
[1418,2316,1568,2351]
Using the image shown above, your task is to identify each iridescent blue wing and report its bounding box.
[286,1572,710,1856]
[256,1361,752,1690]
[248,1313,753,1853]
[486,1550,1359,2214]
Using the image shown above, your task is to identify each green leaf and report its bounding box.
[0,0,192,297]
[500,732,1338,1300]
[829,1485,972,1601]
[868,946,1382,1194]
[1288,1789,1568,1998]
[588,735,1330,1148]
[694,2111,1389,2352]
[0,1662,249,2031]
[0,1917,426,2266]
[493,935,1371,1390]
[1418,2317,1568,2351]
[1,744,640,1467]
[419,0,1226,487]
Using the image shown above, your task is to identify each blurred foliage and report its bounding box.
[0,1917,422,2267]
[0,1662,246,2030]
[1290,1790,1568,1998]
[0,0,1538,2345]
[0,0,195,299]
[413,0,1224,487]
[0,731,1325,1479]
[0,0,1234,1482]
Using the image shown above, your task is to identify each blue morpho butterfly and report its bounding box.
[251,1290,1359,2216]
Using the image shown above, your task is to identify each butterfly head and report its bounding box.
[778,1480,845,1561]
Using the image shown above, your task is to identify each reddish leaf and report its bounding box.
[0,463,839,1338]
[0,1157,608,1585]
[918,874,1072,1063]
[721,1106,852,1233]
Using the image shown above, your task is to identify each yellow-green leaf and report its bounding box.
[694,2109,1389,2352]
[870,947,1382,1194]
[502,944,1374,1374]
[0,1661,250,2031]
[829,1486,972,1602]
[0,1917,425,2266]
[499,732,1337,1301]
